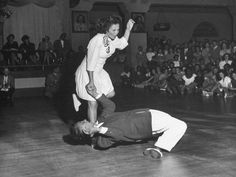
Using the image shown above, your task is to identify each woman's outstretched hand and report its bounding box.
[126,19,135,31]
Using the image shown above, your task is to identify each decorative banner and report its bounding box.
[153,23,170,31]
[193,21,218,37]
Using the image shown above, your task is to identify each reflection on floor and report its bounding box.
[0,87,236,177]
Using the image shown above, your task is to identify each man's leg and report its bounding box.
[153,116,187,152]
[144,110,187,158]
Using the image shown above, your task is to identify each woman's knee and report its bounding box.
[106,90,115,98]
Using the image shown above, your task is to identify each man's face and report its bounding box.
[4,68,9,76]
[75,120,93,135]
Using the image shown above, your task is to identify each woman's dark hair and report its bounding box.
[96,16,121,33]
[7,34,15,41]
[21,35,29,42]
[70,123,90,142]
[216,69,226,80]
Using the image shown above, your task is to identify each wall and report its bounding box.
[3,0,70,47]
[146,11,232,43]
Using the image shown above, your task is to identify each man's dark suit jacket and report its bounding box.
[94,95,153,149]
[0,75,15,89]
[53,39,71,59]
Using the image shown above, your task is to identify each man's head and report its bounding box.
[72,120,98,137]
[3,67,9,76]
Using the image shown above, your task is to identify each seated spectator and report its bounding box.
[38,36,55,65]
[227,72,236,97]
[193,46,202,63]
[219,53,232,70]
[217,70,232,97]
[146,47,156,69]
[194,70,204,93]
[181,68,197,94]
[202,70,218,96]
[134,67,153,89]
[44,67,61,99]
[173,54,181,68]
[153,48,165,65]
[19,35,38,65]
[133,65,146,85]
[157,67,171,93]
[120,65,132,87]
[202,42,211,65]
[2,34,19,65]
[149,67,161,90]
[165,47,175,62]
[0,67,15,106]
[168,67,184,94]
[210,40,221,64]
[219,42,231,59]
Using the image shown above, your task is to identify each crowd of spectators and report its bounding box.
[0,33,72,67]
[120,36,236,98]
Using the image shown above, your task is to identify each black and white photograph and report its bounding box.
[131,12,145,32]
[1,1,236,177]
[72,11,88,32]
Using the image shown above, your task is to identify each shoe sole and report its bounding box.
[143,148,163,159]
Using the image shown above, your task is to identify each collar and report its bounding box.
[94,121,104,128]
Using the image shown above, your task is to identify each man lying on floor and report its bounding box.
[72,89,187,159]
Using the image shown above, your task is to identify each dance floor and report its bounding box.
[0,87,236,177]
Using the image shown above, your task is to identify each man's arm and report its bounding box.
[95,135,117,149]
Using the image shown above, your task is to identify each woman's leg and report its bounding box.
[88,100,98,123]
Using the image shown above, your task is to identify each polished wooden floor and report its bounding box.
[1,87,236,177]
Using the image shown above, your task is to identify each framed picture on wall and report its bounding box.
[72,11,88,33]
[131,12,145,33]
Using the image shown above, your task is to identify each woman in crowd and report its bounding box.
[75,16,135,123]
[2,34,19,65]
[181,67,197,94]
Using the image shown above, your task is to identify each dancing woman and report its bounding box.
[75,16,135,123]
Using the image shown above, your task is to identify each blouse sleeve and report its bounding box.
[114,37,128,50]
[86,35,102,71]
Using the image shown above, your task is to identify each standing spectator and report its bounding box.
[0,67,15,106]
[53,33,71,63]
